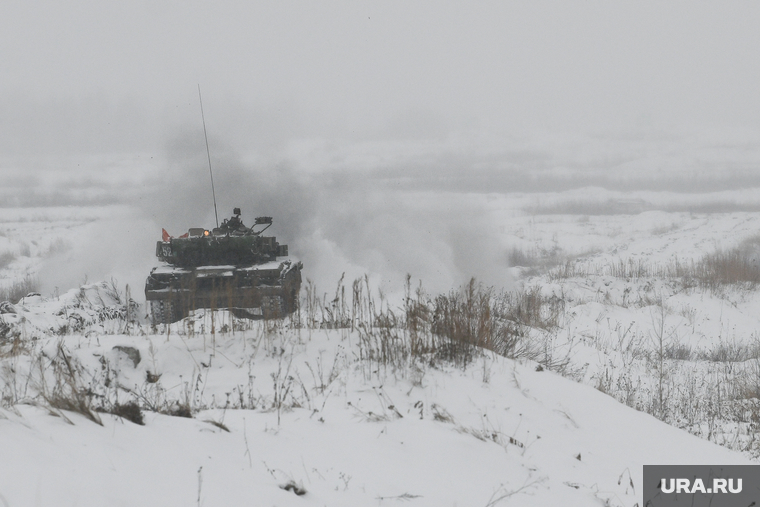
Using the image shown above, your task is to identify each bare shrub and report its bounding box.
[507,247,540,268]
[697,341,760,363]
[737,358,760,401]
[693,249,760,289]
[431,280,495,366]
[0,276,39,304]
[430,280,560,367]
[103,401,144,425]
[507,247,569,276]
[547,260,588,280]
[166,402,193,418]
[664,341,693,361]
[500,286,563,330]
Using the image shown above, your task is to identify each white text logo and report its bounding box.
[661,478,742,494]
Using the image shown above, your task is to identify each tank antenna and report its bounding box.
[198,84,219,228]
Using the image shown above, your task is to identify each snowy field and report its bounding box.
[3,179,760,506]
[5,2,760,505]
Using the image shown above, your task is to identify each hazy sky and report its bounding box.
[2,1,760,157]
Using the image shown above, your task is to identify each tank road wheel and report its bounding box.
[261,295,285,319]
[150,300,180,325]
[150,300,167,325]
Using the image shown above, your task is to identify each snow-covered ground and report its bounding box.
[0,317,753,507]
[3,192,760,506]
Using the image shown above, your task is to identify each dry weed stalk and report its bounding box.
[38,341,102,425]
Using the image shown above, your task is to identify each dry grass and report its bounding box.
[102,401,144,425]
[350,276,568,375]
[549,236,760,294]
[694,249,760,289]
[507,247,542,268]
[697,341,760,363]
[507,246,569,276]
[0,276,39,304]
[39,342,102,425]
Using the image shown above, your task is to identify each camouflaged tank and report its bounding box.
[145,208,302,324]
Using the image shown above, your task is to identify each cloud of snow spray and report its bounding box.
[37,132,513,305]
[37,207,159,301]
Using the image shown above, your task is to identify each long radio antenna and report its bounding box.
[198,84,219,228]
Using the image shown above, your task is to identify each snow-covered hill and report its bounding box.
[0,318,752,507]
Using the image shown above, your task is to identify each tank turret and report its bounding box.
[145,209,302,324]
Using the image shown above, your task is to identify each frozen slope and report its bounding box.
[0,327,752,507]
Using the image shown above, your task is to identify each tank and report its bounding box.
[145,208,302,324]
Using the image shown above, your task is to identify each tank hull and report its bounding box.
[145,260,302,324]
